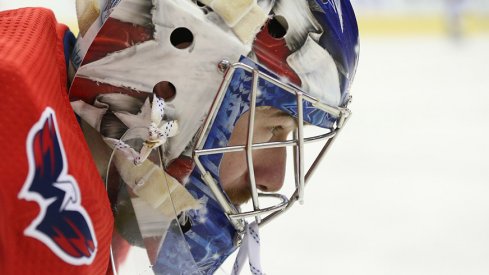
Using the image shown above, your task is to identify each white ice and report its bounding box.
[220,35,489,274]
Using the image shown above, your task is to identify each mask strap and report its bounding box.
[231,222,264,275]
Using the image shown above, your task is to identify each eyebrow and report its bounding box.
[271,108,314,129]
[273,110,293,118]
[262,107,292,118]
[266,109,298,128]
[255,107,298,129]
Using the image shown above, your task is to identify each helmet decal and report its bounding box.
[69,0,359,273]
[18,108,97,265]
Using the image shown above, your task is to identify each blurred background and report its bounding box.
[257,1,489,274]
[2,1,489,274]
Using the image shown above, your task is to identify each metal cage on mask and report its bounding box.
[193,57,351,234]
[69,0,359,271]
[102,56,352,274]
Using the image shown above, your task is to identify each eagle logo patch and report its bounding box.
[18,107,97,265]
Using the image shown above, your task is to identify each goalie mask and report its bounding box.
[70,0,359,273]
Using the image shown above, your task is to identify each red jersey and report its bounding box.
[0,8,112,274]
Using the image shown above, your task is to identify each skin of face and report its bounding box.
[219,107,297,205]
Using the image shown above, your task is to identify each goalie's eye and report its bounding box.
[270,125,284,135]
[259,110,297,141]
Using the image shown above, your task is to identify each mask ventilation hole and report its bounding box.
[153,81,176,101]
[178,214,192,233]
[170,27,194,49]
[267,15,288,39]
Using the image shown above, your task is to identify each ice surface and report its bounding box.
[221,35,489,274]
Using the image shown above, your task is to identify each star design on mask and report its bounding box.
[190,196,210,224]
[114,98,152,129]
[76,0,250,161]
[112,96,178,164]
[210,253,220,260]
[282,101,320,123]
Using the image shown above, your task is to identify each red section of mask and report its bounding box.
[71,18,154,102]
[166,156,194,184]
[69,77,149,104]
[253,22,301,86]
[82,18,153,65]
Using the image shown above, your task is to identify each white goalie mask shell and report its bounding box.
[69,0,359,273]
[73,0,256,162]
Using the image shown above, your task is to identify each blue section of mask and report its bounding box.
[152,56,342,274]
[310,0,360,105]
[152,174,237,274]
